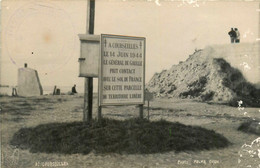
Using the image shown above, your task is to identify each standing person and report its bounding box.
[234,28,240,43]
[228,28,237,43]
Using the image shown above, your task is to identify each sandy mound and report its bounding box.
[147,46,260,107]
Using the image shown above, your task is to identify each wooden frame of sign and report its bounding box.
[98,34,146,108]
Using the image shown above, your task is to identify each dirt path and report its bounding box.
[1,95,259,168]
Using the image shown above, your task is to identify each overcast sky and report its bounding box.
[1,0,259,92]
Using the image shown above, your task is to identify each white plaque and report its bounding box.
[99,34,145,106]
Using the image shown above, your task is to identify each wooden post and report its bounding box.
[89,0,95,35]
[259,2,260,42]
[98,106,102,121]
[258,3,260,80]
[83,78,93,122]
[83,0,95,123]
[147,101,150,120]
[53,85,56,95]
[139,104,144,119]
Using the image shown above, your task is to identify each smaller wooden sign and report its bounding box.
[78,34,100,77]
[145,91,154,101]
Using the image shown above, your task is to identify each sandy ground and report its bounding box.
[1,94,259,168]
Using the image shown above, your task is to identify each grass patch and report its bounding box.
[1,103,35,116]
[143,107,184,112]
[29,97,61,104]
[73,105,84,112]
[0,96,65,116]
[238,120,260,136]
[11,118,230,154]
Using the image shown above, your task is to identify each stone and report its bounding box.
[17,67,43,96]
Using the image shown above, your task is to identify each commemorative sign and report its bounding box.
[99,34,145,106]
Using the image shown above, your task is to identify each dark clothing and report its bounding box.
[228,30,237,38]
[72,86,77,93]
[228,30,237,43]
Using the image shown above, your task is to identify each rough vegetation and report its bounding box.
[147,47,260,107]
[238,120,260,136]
[10,118,230,154]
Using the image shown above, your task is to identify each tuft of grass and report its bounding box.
[143,107,184,112]
[238,120,260,136]
[11,118,230,155]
